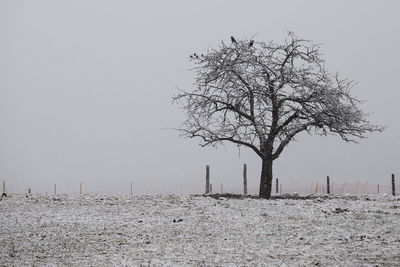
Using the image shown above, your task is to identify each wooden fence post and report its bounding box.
[315,182,319,194]
[243,164,247,196]
[392,174,396,196]
[377,184,380,194]
[341,182,346,194]
[205,165,210,194]
[80,183,82,194]
[28,188,31,194]
[2,180,5,194]
[220,184,223,194]
[326,176,330,194]
[130,182,133,195]
[276,178,279,194]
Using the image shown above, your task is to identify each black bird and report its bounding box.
[231,36,237,44]
[249,40,254,47]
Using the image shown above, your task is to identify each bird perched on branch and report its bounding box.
[249,40,254,47]
[231,36,237,44]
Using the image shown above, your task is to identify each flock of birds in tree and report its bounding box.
[190,36,254,59]
[230,36,254,47]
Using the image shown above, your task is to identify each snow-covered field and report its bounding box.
[1,193,400,266]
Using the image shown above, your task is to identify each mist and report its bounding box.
[1,0,399,194]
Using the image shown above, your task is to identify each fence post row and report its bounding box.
[2,170,397,196]
[243,164,247,196]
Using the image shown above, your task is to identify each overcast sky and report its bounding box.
[1,0,399,194]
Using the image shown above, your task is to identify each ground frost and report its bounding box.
[1,194,399,266]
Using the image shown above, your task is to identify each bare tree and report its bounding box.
[173,32,383,199]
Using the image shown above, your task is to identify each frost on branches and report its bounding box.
[173,32,383,198]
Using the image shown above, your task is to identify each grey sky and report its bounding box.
[1,0,399,194]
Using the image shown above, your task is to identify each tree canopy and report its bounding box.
[174,32,383,198]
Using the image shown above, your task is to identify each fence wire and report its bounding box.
[2,178,395,196]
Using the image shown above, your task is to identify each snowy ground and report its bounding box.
[1,194,400,266]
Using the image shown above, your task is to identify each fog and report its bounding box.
[1,0,399,194]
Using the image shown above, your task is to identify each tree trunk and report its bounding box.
[259,157,273,199]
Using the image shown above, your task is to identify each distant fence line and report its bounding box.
[276,180,393,195]
[1,179,396,197]
[1,165,396,196]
